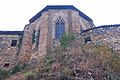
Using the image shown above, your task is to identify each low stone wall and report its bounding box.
[81,25,120,52]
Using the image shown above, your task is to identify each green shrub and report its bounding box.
[11,64,21,75]
[24,72,37,80]
[11,62,27,75]
[45,59,54,66]
[60,33,75,49]
[0,70,10,80]
[61,67,72,76]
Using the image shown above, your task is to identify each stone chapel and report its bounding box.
[0,5,95,69]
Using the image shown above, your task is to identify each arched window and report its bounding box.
[55,16,65,39]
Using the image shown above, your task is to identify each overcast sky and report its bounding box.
[0,0,120,31]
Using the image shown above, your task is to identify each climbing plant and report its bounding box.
[32,29,36,44]
[60,33,75,49]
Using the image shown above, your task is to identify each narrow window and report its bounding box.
[36,29,40,48]
[85,37,91,43]
[4,62,10,68]
[11,40,17,47]
[55,23,60,39]
[61,23,65,37]
[55,16,65,39]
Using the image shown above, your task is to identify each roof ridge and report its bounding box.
[29,5,93,23]
[0,31,23,36]
[82,24,120,33]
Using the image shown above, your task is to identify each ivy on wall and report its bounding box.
[32,30,36,44]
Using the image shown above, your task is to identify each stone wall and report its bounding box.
[0,35,21,69]
[19,24,34,62]
[81,25,120,52]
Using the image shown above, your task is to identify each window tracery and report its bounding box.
[55,16,65,39]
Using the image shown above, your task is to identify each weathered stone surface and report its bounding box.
[0,35,21,69]
[81,26,120,52]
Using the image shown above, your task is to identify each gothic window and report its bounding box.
[11,40,17,47]
[55,16,65,39]
[36,29,40,48]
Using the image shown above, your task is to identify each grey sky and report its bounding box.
[0,0,120,31]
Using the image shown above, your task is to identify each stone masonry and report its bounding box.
[81,25,120,53]
[0,34,22,69]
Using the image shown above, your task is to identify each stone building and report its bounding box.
[19,5,95,62]
[1,5,119,69]
[0,31,23,69]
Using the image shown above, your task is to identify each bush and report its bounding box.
[24,72,37,80]
[11,62,27,75]
[60,33,75,49]
[0,70,10,80]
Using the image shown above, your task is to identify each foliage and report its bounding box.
[24,72,37,80]
[87,43,120,77]
[32,29,36,44]
[53,46,63,52]
[60,33,75,49]
[11,62,27,75]
[0,69,10,80]
[80,42,120,79]
[61,67,72,77]
[6,34,120,80]
[44,58,55,66]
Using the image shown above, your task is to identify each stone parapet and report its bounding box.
[81,26,120,51]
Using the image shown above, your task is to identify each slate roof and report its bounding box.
[29,5,93,23]
[0,31,23,36]
[82,24,120,33]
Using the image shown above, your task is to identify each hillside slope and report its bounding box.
[2,34,120,80]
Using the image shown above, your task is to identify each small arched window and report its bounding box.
[55,16,65,39]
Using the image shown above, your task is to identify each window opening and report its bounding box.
[11,40,17,47]
[4,62,10,68]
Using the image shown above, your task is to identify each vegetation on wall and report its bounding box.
[81,42,120,79]
[24,72,37,80]
[4,34,120,80]
[38,40,120,79]
[32,30,36,44]
[0,70,10,80]
[60,33,75,49]
[53,33,75,52]
[11,62,27,75]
